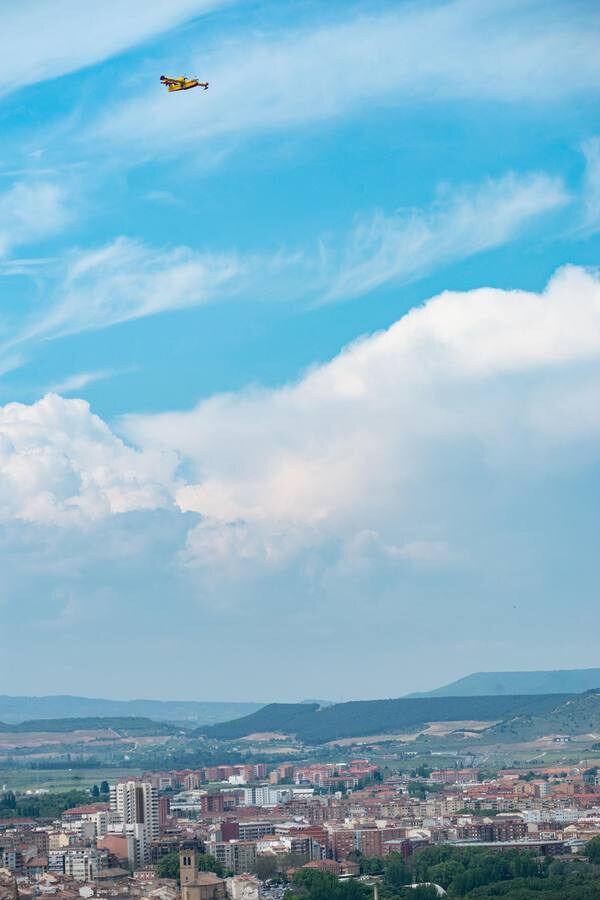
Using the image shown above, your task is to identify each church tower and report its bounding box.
[179,848,198,887]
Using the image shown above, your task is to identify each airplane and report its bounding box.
[160,75,209,92]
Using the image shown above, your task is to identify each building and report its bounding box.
[237,823,276,842]
[227,874,262,899]
[109,781,159,867]
[201,795,225,816]
[179,849,227,900]
[97,833,135,868]
[241,787,291,808]
[158,797,171,827]
[64,847,108,881]
[207,841,257,875]
[110,781,159,839]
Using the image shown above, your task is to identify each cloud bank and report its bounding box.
[3,265,600,690]
[122,265,600,571]
[4,266,599,544]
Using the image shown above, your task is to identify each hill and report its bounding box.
[196,703,320,740]
[483,690,600,742]
[197,695,568,744]
[409,668,600,697]
[0,717,177,736]
[0,695,263,726]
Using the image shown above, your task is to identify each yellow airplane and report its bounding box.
[160,75,209,92]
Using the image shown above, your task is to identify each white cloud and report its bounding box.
[123,265,600,568]
[23,236,243,341]
[321,172,569,301]
[93,0,600,155]
[0,182,69,257]
[0,393,177,524]
[0,258,53,277]
[4,265,600,622]
[3,166,568,366]
[46,369,123,395]
[1,0,231,97]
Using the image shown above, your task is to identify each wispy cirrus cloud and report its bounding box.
[581,137,600,235]
[0,0,231,98]
[91,0,600,157]
[321,172,569,302]
[45,369,126,395]
[0,166,572,375]
[0,181,70,258]
[23,236,244,342]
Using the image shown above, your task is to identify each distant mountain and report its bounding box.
[483,690,600,742]
[0,716,177,735]
[197,695,568,744]
[0,695,263,726]
[409,668,600,697]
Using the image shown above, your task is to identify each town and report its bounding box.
[2,753,600,900]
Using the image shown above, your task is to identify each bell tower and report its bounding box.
[179,848,197,887]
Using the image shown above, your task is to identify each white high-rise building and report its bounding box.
[109,781,158,866]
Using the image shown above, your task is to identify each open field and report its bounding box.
[0,766,142,792]
[0,729,121,750]
[242,732,291,741]
[327,720,499,746]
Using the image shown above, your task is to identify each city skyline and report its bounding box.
[1,0,600,699]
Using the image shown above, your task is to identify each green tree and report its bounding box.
[2,791,16,809]
[100,780,110,794]
[398,887,439,900]
[427,859,464,889]
[156,851,223,882]
[383,853,411,888]
[198,854,224,877]
[288,869,368,900]
[583,835,600,864]
[361,856,384,875]
[91,784,100,798]
[156,853,180,881]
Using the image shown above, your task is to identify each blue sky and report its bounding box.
[1,0,599,701]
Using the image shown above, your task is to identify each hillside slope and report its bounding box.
[196,703,320,740]
[198,695,569,744]
[0,695,263,726]
[483,690,600,742]
[410,668,600,697]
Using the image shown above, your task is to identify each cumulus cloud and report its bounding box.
[0,181,70,257]
[6,266,600,578]
[93,0,600,155]
[1,0,230,97]
[123,265,600,569]
[3,257,600,697]
[0,394,177,524]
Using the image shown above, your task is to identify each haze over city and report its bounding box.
[1,0,600,702]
